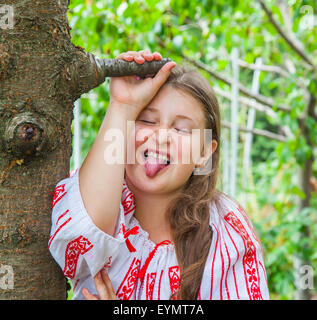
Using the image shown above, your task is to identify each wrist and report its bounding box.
[108,100,139,121]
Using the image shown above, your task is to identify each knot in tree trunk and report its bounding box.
[4,112,47,158]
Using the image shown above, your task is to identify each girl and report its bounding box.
[48,50,269,300]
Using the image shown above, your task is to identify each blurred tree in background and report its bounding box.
[67,0,317,299]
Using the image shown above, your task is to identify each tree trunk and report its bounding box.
[0,0,168,299]
[293,93,316,300]
[294,160,313,300]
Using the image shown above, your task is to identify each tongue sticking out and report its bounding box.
[144,155,169,178]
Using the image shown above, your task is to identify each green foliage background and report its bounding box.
[67,0,317,299]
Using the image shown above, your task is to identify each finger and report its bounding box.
[94,271,110,300]
[115,53,126,59]
[116,53,134,61]
[139,50,154,62]
[153,52,162,60]
[152,61,177,87]
[101,269,117,300]
[119,51,146,63]
[134,55,145,64]
[116,51,153,63]
[138,49,151,54]
[82,288,99,300]
[143,54,154,62]
[118,51,141,58]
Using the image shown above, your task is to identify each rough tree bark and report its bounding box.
[0,0,169,299]
[294,93,316,300]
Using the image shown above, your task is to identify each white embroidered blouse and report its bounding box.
[48,168,270,300]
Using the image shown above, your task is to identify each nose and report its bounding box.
[154,124,172,146]
[137,123,172,151]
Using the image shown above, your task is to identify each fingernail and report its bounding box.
[154,53,162,59]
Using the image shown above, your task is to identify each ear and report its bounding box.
[195,139,218,168]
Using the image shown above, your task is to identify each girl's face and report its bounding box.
[125,85,215,195]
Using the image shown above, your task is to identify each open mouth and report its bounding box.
[142,148,171,178]
[143,149,171,165]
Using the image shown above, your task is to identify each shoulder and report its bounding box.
[200,192,269,300]
[207,191,265,271]
[208,191,261,247]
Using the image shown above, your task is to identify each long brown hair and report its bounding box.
[163,64,221,300]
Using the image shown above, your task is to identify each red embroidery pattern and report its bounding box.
[137,240,172,283]
[63,236,94,279]
[121,185,136,216]
[48,216,71,249]
[116,257,141,300]
[210,223,219,299]
[237,205,260,244]
[168,266,180,296]
[224,222,240,299]
[146,272,157,300]
[51,184,67,208]
[224,211,263,300]
[237,205,264,260]
[56,209,69,225]
[122,224,139,252]
[158,270,164,299]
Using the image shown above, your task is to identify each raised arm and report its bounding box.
[78,50,176,236]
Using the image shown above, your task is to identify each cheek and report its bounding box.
[127,125,154,162]
[134,125,154,147]
[176,134,202,166]
[174,135,193,165]
[191,129,205,164]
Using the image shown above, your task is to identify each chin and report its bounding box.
[125,163,190,195]
[125,164,170,194]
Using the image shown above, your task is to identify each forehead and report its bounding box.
[141,85,205,126]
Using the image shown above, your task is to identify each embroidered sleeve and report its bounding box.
[48,168,127,281]
[199,198,270,300]
[222,208,269,300]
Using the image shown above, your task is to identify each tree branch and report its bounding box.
[202,49,309,93]
[258,0,315,69]
[222,121,287,142]
[182,54,291,112]
[210,48,291,78]
[213,86,277,118]
[237,59,290,78]
[215,85,293,140]
[62,49,172,101]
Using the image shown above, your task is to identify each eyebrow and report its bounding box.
[142,107,196,124]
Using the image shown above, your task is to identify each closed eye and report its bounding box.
[175,128,190,134]
[138,120,156,124]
